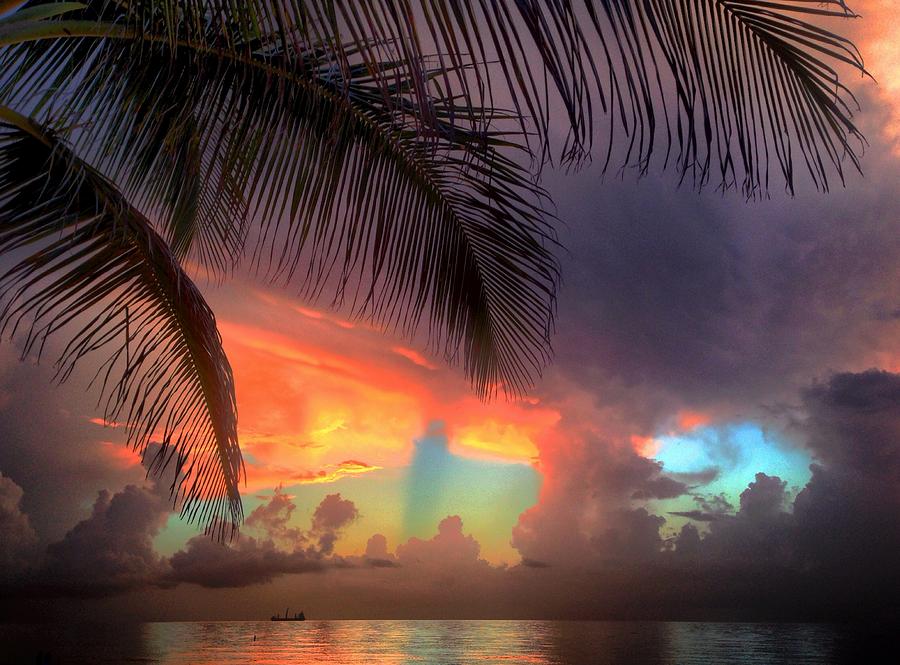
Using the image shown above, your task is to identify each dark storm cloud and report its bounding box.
[2,370,896,621]
[166,535,324,588]
[667,510,723,523]
[37,485,170,597]
[511,427,687,566]
[799,370,900,478]
[519,558,551,568]
[785,371,900,578]
[167,492,358,588]
[669,492,733,522]
[0,443,178,600]
[0,482,172,600]
[540,89,900,435]
[693,493,733,514]
[483,86,900,620]
[667,468,720,486]
[659,371,900,618]
[505,369,900,619]
[0,349,144,542]
[630,475,688,500]
[678,472,794,564]
[0,42,896,622]
[0,471,37,578]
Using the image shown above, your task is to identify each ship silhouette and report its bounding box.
[271,608,306,621]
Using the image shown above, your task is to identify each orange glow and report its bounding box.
[291,460,383,484]
[252,289,362,330]
[451,399,560,463]
[456,421,540,462]
[203,284,562,491]
[630,435,661,458]
[676,411,711,432]
[87,417,125,428]
[98,441,141,468]
[294,305,325,320]
[854,1,900,145]
[391,346,438,370]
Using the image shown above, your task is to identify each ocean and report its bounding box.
[0,620,892,664]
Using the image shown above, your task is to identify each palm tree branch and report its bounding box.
[0,104,243,538]
[0,13,559,398]
[230,0,864,190]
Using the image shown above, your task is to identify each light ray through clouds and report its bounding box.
[150,276,825,563]
[403,422,540,552]
[150,280,551,563]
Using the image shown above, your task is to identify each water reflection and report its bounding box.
[0,620,889,664]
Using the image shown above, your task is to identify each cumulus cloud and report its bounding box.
[312,493,358,531]
[0,350,146,541]
[1,57,898,624]
[311,493,359,555]
[396,516,482,567]
[0,478,362,596]
[363,534,398,568]
[511,427,688,566]
[80,365,900,620]
[800,370,900,480]
[36,484,170,597]
[668,371,899,617]
[2,366,897,621]
[503,369,900,619]
[787,371,900,581]
[0,471,38,579]
[244,486,305,546]
[167,535,323,588]
[167,492,358,588]
[683,473,793,565]
[737,473,787,519]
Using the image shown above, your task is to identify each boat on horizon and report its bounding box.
[271,608,306,621]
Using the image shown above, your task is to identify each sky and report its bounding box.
[1,2,899,621]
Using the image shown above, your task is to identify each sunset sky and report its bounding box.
[1,1,899,622]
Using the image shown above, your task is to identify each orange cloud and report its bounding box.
[198,280,566,490]
[450,398,561,463]
[214,301,442,491]
[630,435,661,458]
[293,460,383,484]
[676,411,711,432]
[98,441,142,469]
[851,0,900,145]
[391,346,438,370]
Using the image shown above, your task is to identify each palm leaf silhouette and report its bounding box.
[0,1,866,534]
[0,106,243,537]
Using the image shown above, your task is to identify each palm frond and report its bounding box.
[328,0,867,194]
[0,106,243,538]
[0,3,560,398]
[95,0,863,193]
[0,0,867,390]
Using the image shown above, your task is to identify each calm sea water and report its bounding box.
[0,620,893,664]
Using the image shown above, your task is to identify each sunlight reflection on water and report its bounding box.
[0,620,891,664]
